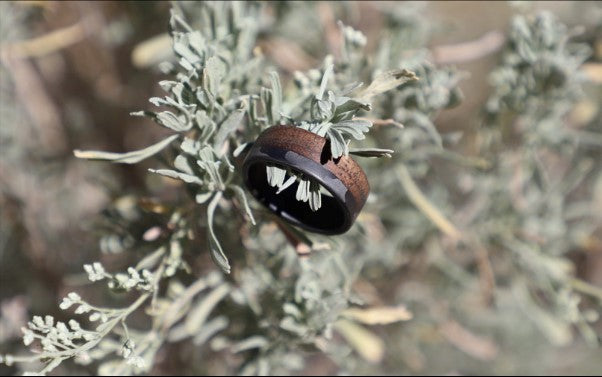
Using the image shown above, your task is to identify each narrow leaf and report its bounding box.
[349,148,395,158]
[74,134,179,164]
[149,168,203,185]
[196,191,213,204]
[192,316,229,345]
[342,305,413,325]
[233,142,251,158]
[157,111,191,132]
[230,185,256,225]
[327,128,347,159]
[332,119,372,140]
[204,56,225,97]
[267,166,286,188]
[184,283,231,334]
[276,175,297,194]
[231,336,269,353]
[309,180,322,211]
[334,319,384,364]
[270,71,282,123]
[316,64,334,100]
[214,109,245,154]
[357,69,418,101]
[296,177,311,202]
[207,192,231,274]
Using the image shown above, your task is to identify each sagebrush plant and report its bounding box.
[1,2,600,376]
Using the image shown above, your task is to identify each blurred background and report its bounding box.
[0,1,601,375]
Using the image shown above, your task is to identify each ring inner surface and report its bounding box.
[246,161,347,233]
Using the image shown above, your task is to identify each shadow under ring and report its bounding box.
[242,125,370,235]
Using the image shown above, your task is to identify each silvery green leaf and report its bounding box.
[179,57,194,71]
[174,155,194,174]
[192,316,229,345]
[214,109,245,154]
[196,88,211,108]
[233,142,250,158]
[296,177,311,202]
[267,166,286,188]
[316,98,334,120]
[408,111,443,147]
[270,71,282,123]
[280,316,307,336]
[222,154,235,172]
[332,97,372,122]
[130,110,156,119]
[230,185,256,225]
[231,336,268,353]
[297,121,312,131]
[171,82,193,105]
[149,96,168,107]
[276,175,297,194]
[181,137,200,155]
[316,64,334,101]
[357,68,418,101]
[195,111,216,142]
[158,80,179,92]
[332,119,372,140]
[204,56,225,97]
[74,134,179,164]
[157,111,191,132]
[135,246,166,271]
[187,31,206,58]
[340,81,364,96]
[184,283,231,333]
[207,192,231,274]
[334,95,370,111]
[149,169,203,185]
[196,191,213,204]
[309,180,322,211]
[327,127,347,159]
[260,86,273,124]
[339,20,367,49]
[197,147,224,189]
[158,61,175,75]
[311,122,332,137]
[173,38,201,66]
[283,303,303,319]
[349,148,395,158]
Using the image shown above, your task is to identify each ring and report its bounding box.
[242,125,370,235]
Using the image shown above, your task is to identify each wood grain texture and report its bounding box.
[253,125,370,217]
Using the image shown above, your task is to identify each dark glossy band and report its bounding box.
[242,125,369,235]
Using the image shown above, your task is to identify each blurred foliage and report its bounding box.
[1,1,601,376]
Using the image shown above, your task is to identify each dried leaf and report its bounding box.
[334,319,384,364]
[184,283,231,334]
[342,305,412,325]
[357,68,418,101]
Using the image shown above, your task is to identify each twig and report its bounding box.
[1,20,91,59]
[440,320,499,361]
[274,217,313,256]
[396,164,462,240]
[355,117,404,129]
[569,278,602,302]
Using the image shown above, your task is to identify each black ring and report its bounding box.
[242,125,370,235]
